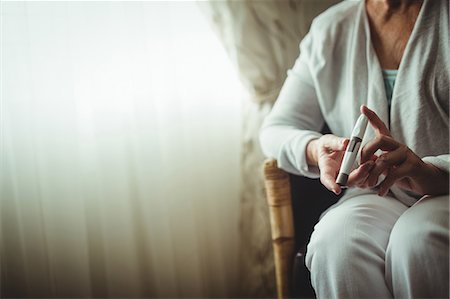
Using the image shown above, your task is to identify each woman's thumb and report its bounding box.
[324,134,349,151]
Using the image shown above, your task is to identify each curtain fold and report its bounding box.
[199,1,340,296]
[1,2,244,298]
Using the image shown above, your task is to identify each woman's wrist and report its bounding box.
[419,162,449,196]
[306,139,319,166]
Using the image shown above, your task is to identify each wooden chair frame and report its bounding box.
[263,158,341,298]
[263,159,296,298]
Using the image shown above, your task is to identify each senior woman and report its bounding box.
[260,0,449,298]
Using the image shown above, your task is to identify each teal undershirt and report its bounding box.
[382,69,398,109]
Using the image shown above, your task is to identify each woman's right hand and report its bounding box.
[306,134,349,195]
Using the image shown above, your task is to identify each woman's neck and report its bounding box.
[366,0,423,19]
[365,0,423,69]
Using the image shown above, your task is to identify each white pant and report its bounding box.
[305,193,449,298]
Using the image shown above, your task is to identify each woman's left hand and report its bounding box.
[346,105,449,197]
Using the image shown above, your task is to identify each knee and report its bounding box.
[305,206,377,273]
[386,196,449,296]
[388,195,449,261]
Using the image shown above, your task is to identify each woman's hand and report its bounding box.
[306,134,349,195]
[348,105,449,196]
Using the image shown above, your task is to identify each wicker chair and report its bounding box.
[263,158,343,298]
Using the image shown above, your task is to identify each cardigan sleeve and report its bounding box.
[259,32,325,178]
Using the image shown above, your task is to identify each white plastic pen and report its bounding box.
[336,114,369,187]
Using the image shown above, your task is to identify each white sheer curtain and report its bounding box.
[1,2,243,298]
[200,1,339,296]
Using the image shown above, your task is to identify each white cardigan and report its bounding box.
[260,0,449,206]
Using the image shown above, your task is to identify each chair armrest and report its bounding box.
[263,159,295,299]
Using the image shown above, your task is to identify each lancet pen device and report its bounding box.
[336,114,369,186]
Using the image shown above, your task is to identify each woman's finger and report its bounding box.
[361,105,390,135]
[329,149,345,161]
[347,160,375,187]
[322,134,349,152]
[320,172,341,195]
[319,159,341,195]
[378,146,408,166]
[360,134,399,163]
[359,176,371,188]
[366,158,389,188]
[377,163,413,196]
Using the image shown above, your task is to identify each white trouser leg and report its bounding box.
[386,195,449,298]
[305,194,408,298]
